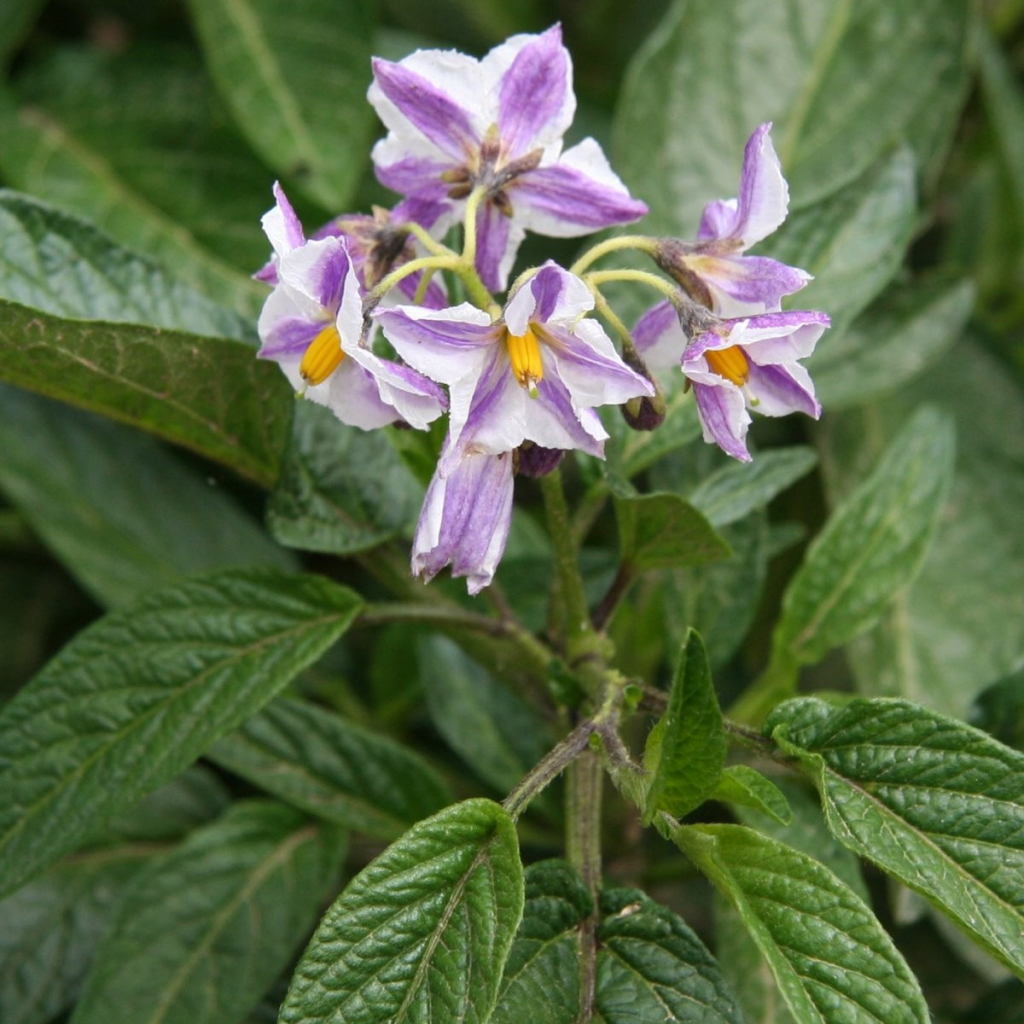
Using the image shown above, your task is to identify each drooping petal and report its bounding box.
[369,57,480,161]
[474,201,523,292]
[342,342,447,430]
[686,253,811,317]
[497,25,573,158]
[745,361,820,419]
[276,236,353,311]
[692,380,752,462]
[412,447,515,595]
[513,138,648,235]
[697,123,789,247]
[633,300,685,371]
[734,310,831,363]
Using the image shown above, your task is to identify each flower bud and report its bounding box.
[515,442,565,478]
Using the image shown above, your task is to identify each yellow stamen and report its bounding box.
[506,327,544,396]
[299,324,345,386]
[705,344,750,387]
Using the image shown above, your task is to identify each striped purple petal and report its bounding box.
[746,361,820,419]
[693,381,752,462]
[474,201,518,291]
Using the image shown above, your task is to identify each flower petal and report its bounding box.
[371,144,458,201]
[735,310,831,363]
[497,25,573,158]
[692,380,752,462]
[277,236,353,311]
[261,182,306,258]
[686,253,812,317]
[369,57,480,161]
[342,342,447,430]
[746,361,820,419]
[513,138,648,235]
[474,201,523,292]
[633,300,686,371]
[413,447,514,595]
[257,284,325,358]
[504,261,592,334]
[698,123,789,247]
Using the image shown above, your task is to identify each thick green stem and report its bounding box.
[539,469,592,648]
[503,719,595,820]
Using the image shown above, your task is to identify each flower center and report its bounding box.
[705,345,750,387]
[299,323,345,386]
[506,327,544,396]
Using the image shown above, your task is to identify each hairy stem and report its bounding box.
[570,234,659,276]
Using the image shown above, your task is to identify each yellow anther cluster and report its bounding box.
[705,344,750,387]
[300,324,345,386]
[506,327,545,395]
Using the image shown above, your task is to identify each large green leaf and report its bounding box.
[809,274,975,409]
[0,387,294,608]
[0,846,150,1024]
[769,696,1024,979]
[187,0,375,211]
[72,800,344,1024]
[209,696,452,839]
[614,491,731,572]
[817,341,1024,718]
[278,798,523,1024]
[0,46,270,311]
[0,190,252,340]
[268,402,425,555]
[643,629,725,820]
[614,0,969,230]
[0,566,362,898]
[770,405,954,675]
[0,297,290,487]
[675,823,929,1024]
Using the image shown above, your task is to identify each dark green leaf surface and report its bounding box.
[597,886,747,1024]
[977,20,1024,224]
[614,0,968,231]
[768,696,1024,978]
[712,765,792,827]
[0,847,150,1024]
[676,823,929,1024]
[644,630,725,819]
[420,636,552,794]
[809,275,975,409]
[614,491,731,572]
[0,297,290,486]
[0,47,270,312]
[0,1,46,66]
[72,801,345,1024]
[209,696,452,839]
[0,387,294,608]
[279,798,523,1024]
[689,447,818,528]
[268,402,425,555]
[0,567,362,898]
[490,861,591,1024]
[771,405,954,671]
[187,0,375,211]
[0,190,252,339]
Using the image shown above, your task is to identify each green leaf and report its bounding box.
[614,0,968,230]
[419,636,553,795]
[0,387,294,608]
[822,339,1024,718]
[0,298,290,487]
[0,566,362,898]
[490,860,592,1024]
[644,630,725,820]
[72,801,345,1024]
[0,189,252,340]
[768,696,1024,979]
[712,766,792,827]
[186,0,375,211]
[771,405,954,672]
[0,46,270,312]
[768,147,918,335]
[267,402,425,555]
[810,275,975,409]
[492,861,747,1024]
[209,696,452,839]
[689,447,818,528]
[278,798,524,1024]
[597,886,747,1024]
[675,823,929,1024]
[614,491,731,572]
[0,846,150,1024]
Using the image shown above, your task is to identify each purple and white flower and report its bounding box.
[368,25,647,291]
[377,261,654,590]
[655,123,810,317]
[635,299,830,462]
[256,183,447,430]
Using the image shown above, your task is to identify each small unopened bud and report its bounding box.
[618,340,666,432]
[516,442,565,478]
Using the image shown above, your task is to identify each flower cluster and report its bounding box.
[254,27,828,593]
